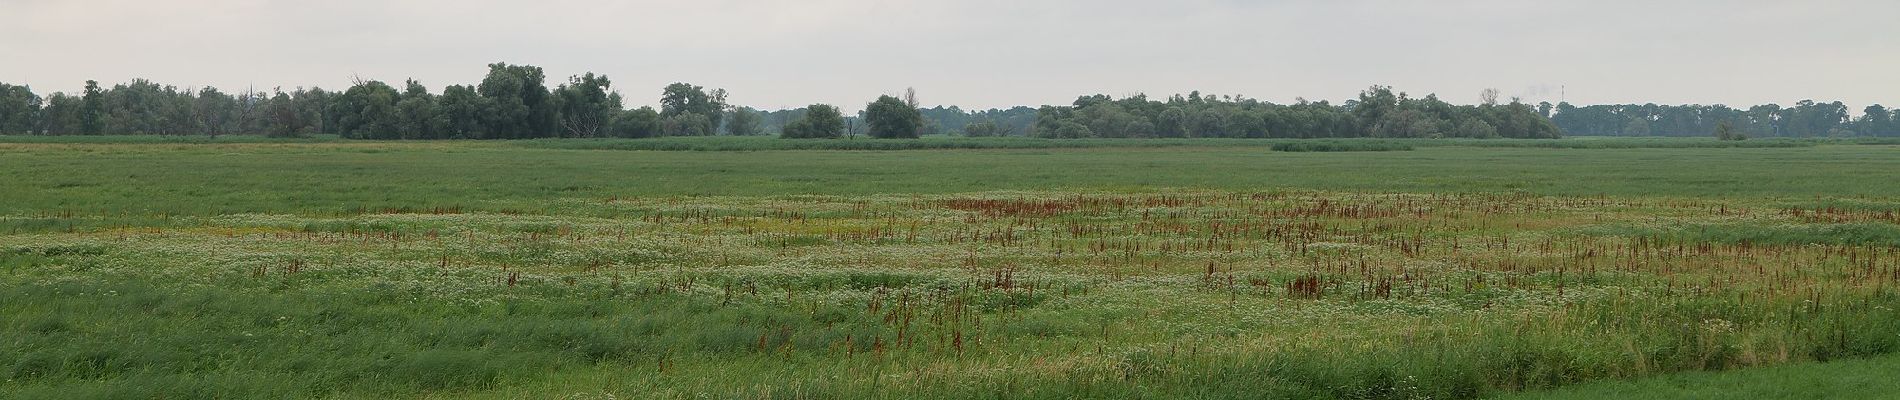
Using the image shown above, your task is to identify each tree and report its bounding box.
[963,120,1000,137]
[330,80,401,139]
[38,93,81,134]
[1351,85,1399,131]
[263,89,303,137]
[393,79,445,139]
[1859,104,1893,136]
[660,83,727,135]
[609,107,662,138]
[1453,118,1498,138]
[80,80,105,135]
[660,114,713,136]
[864,95,923,139]
[725,108,763,135]
[553,73,619,138]
[1622,118,1651,136]
[193,87,236,138]
[0,83,40,134]
[1156,107,1188,138]
[437,85,488,138]
[1051,120,1093,138]
[1372,109,1438,138]
[781,104,844,139]
[1189,108,1226,138]
[1714,120,1747,141]
[476,63,554,139]
[1073,102,1136,138]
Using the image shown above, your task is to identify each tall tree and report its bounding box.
[609,107,662,138]
[330,80,401,139]
[262,89,303,137]
[476,63,554,139]
[0,83,40,134]
[394,79,443,139]
[659,83,727,136]
[39,93,82,134]
[554,73,619,138]
[781,104,844,139]
[437,85,487,139]
[1859,104,1893,136]
[1155,107,1188,138]
[193,86,236,138]
[725,108,763,136]
[864,95,923,139]
[80,80,105,135]
[962,120,1000,137]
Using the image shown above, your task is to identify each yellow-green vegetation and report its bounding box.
[2,138,1898,399]
[1496,352,1900,399]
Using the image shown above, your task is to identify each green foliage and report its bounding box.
[661,113,714,136]
[1270,140,1414,152]
[435,85,486,139]
[659,83,726,136]
[780,104,844,139]
[1552,100,1895,137]
[1029,86,1557,139]
[911,105,1035,138]
[1583,223,1900,247]
[10,66,1899,140]
[393,80,444,139]
[1715,120,1748,141]
[1499,353,1900,400]
[1155,107,1188,138]
[0,83,41,134]
[191,87,236,138]
[864,95,922,139]
[724,108,762,136]
[329,80,402,139]
[608,107,661,138]
[552,73,620,138]
[476,63,555,139]
[961,120,1000,137]
[79,80,104,135]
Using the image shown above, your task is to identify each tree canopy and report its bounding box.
[864,95,923,139]
[781,104,844,139]
[5,63,1896,139]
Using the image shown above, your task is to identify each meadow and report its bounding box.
[2,137,1898,399]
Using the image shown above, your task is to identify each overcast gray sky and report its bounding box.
[4,0,1897,111]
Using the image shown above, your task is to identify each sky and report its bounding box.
[4,0,1898,112]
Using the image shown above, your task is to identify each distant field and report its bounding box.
[3,137,1898,220]
[2,137,1897,399]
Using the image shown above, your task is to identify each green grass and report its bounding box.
[2,137,1898,398]
[1269,140,1415,152]
[1495,352,1900,399]
[2,139,1896,220]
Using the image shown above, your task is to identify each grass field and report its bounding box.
[1498,352,1900,399]
[2,137,1898,399]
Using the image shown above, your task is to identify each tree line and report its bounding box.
[1546,101,1900,137]
[1029,87,1559,139]
[2,63,1894,139]
[0,63,745,139]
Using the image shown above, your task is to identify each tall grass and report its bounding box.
[3,139,1899,398]
[4,190,1899,398]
